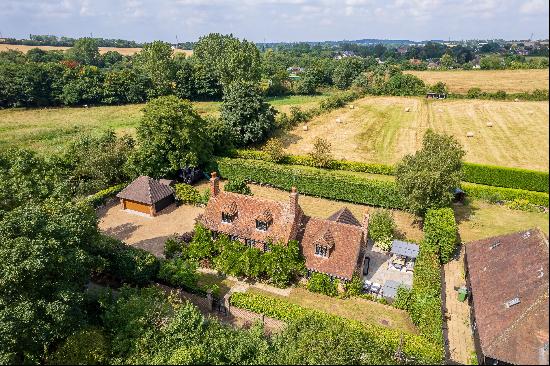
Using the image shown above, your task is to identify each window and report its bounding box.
[315,244,329,257]
[211,231,218,240]
[222,212,235,223]
[256,219,270,231]
[230,235,239,242]
[263,242,271,252]
[245,239,256,248]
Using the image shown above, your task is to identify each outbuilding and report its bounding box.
[116,176,175,216]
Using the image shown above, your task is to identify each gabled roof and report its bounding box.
[327,207,361,227]
[465,228,549,365]
[116,176,174,205]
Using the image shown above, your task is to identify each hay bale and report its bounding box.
[335,117,342,123]
[486,122,493,127]
[405,107,411,112]
[466,131,475,137]
[514,98,519,102]
[303,125,308,131]
[437,108,443,112]
[349,105,355,109]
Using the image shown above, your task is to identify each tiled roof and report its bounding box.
[327,207,361,226]
[116,176,174,205]
[465,228,549,365]
[199,191,302,244]
[301,215,365,280]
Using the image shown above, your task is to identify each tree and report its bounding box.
[224,178,253,195]
[262,137,286,163]
[61,65,104,105]
[368,210,396,251]
[101,50,123,67]
[220,81,276,146]
[102,68,148,104]
[65,38,100,66]
[439,53,455,69]
[309,137,333,168]
[0,201,99,364]
[480,55,503,70]
[332,57,366,89]
[262,240,304,287]
[194,33,262,88]
[395,130,465,216]
[383,72,426,96]
[134,41,176,98]
[130,96,212,178]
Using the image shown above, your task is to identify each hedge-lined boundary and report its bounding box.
[424,208,458,264]
[230,150,549,193]
[83,183,127,207]
[217,157,549,208]
[217,158,406,209]
[462,182,549,207]
[229,292,444,364]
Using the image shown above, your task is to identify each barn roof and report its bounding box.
[465,228,549,365]
[116,176,174,205]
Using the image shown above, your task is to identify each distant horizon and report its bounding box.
[1,0,548,44]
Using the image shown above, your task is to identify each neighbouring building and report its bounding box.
[465,229,549,365]
[116,175,175,216]
[198,172,368,282]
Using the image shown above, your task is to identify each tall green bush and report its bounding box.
[423,208,458,264]
[307,272,338,297]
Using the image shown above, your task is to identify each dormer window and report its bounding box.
[222,212,236,223]
[256,209,272,231]
[315,244,329,257]
[256,220,269,231]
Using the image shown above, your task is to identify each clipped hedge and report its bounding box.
[424,208,458,264]
[463,182,549,207]
[229,292,444,364]
[462,163,549,193]
[83,182,127,207]
[217,158,406,209]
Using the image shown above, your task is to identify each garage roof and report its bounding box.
[116,176,174,205]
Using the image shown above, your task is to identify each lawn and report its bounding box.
[454,200,549,243]
[405,69,549,93]
[277,96,549,171]
[0,93,330,154]
[196,272,235,298]
[247,286,418,334]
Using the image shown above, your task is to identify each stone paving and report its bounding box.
[442,246,476,365]
[363,243,413,288]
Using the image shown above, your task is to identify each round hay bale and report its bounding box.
[486,122,493,127]
[405,107,411,112]
[349,105,355,109]
[466,131,475,137]
[335,117,342,123]
[437,108,443,112]
[514,98,519,102]
[303,125,308,131]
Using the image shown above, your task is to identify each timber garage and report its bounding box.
[116,176,175,216]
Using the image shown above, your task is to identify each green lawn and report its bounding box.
[197,272,235,298]
[247,287,418,334]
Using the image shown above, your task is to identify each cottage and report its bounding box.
[198,173,368,282]
[116,176,175,216]
[465,229,549,365]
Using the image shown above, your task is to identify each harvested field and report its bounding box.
[405,69,549,93]
[0,43,193,56]
[277,96,549,171]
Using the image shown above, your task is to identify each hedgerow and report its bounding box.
[217,158,406,209]
[229,292,444,364]
[423,208,458,264]
[83,182,127,207]
[462,163,549,193]
[462,182,549,207]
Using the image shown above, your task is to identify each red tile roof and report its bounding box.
[465,228,549,365]
[327,207,361,226]
[116,176,174,205]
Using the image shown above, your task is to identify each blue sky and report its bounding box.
[1,0,548,43]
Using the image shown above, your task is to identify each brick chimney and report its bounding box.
[290,186,299,216]
[362,212,370,241]
[210,171,220,197]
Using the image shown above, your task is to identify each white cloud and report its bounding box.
[520,0,548,14]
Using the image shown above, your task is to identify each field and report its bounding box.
[276,96,549,171]
[0,94,327,154]
[405,69,549,93]
[0,44,193,56]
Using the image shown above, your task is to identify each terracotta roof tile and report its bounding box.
[465,228,549,365]
[327,207,361,226]
[116,176,174,205]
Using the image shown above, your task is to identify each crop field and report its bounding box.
[0,44,193,56]
[277,96,549,171]
[405,69,549,93]
[0,94,329,154]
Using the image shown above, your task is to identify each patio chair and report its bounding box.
[363,280,372,290]
[370,283,381,294]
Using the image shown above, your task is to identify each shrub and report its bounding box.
[262,240,304,288]
[423,208,458,264]
[308,137,333,168]
[187,224,218,261]
[466,87,482,99]
[224,178,252,195]
[493,90,507,100]
[393,286,413,311]
[505,198,540,212]
[163,236,184,259]
[217,158,406,209]
[307,272,338,297]
[47,328,109,365]
[343,273,363,297]
[368,210,396,248]
[157,258,199,290]
[174,183,201,204]
[84,182,127,207]
[462,163,548,193]
[463,182,549,207]
[262,137,286,163]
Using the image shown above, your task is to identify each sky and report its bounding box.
[1,0,548,43]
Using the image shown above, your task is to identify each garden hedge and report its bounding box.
[423,208,458,264]
[230,150,548,193]
[229,292,444,364]
[83,182,127,207]
[217,158,406,209]
[462,163,548,193]
[462,182,549,207]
